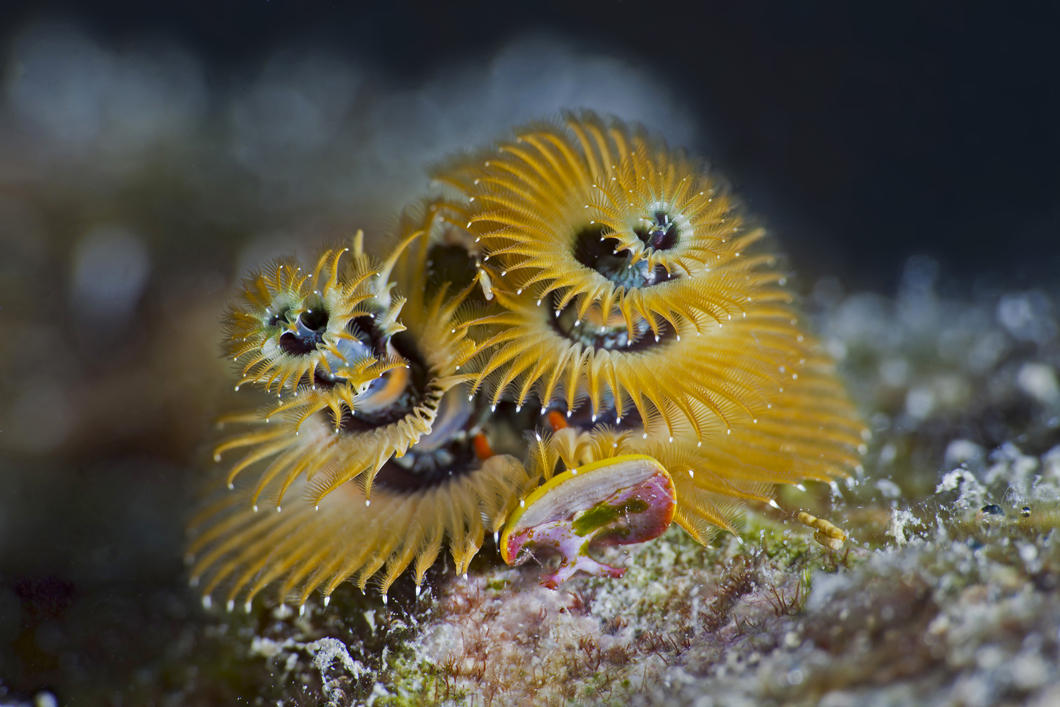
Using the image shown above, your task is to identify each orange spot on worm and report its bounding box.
[547,411,568,432]
[472,433,493,460]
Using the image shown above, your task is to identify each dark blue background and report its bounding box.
[6,1,1058,291]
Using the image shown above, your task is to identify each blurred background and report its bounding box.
[1,1,1058,701]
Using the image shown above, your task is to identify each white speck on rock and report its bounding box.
[250,636,284,659]
[306,637,367,705]
[1017,363,1060,405]
[887,508,919,546]
[905,387,935,420]
[935,468,987,508]
[805,571,851,612]
[1043,445,1060,482]
[1012,650,1052,690]
[876,478,902,499]
[944,440,985,469]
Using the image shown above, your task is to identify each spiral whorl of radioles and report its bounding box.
[436,113,851,446]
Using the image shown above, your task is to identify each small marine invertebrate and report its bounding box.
[190,112,867,608]
[438,112,764,329]
[796,511,847,551]
[190,214,540,606]
[439,113,821,438]
[223,237,405,397]
[500,454,677,588]
[210,224,481,504]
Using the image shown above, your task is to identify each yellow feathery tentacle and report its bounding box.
[458,285,828,440]
[436,111,767,333]
[190,441,537,607]
[437,112,853,449]
[521,355,864,545]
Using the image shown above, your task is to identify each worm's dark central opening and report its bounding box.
[572,224,672,290]
[427,243,478,292]
[373,435,479,493]
[373,389,483,493]
[278,302,330,356]
[635,210,680,251]
[549,292,675,353]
